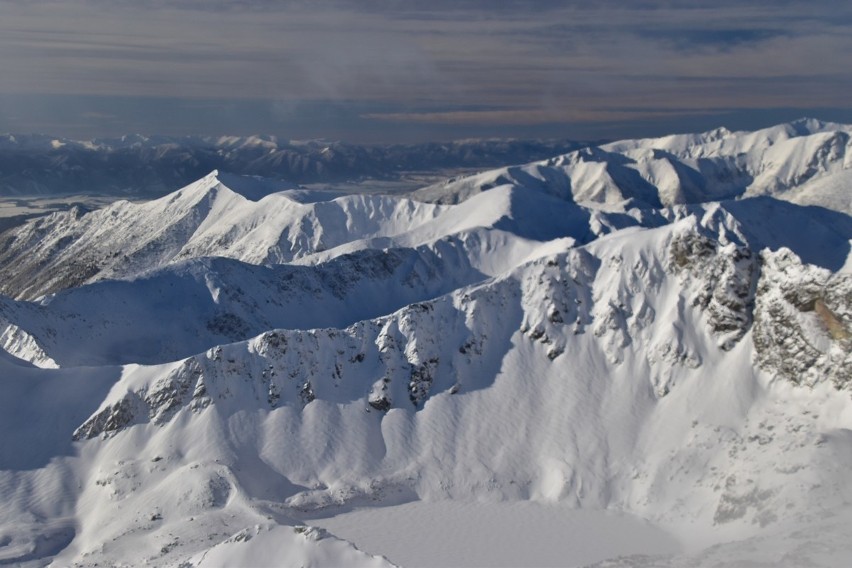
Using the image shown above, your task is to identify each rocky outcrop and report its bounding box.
[752,249,852,389]
[73,359,208,440]
[669,230,759,350]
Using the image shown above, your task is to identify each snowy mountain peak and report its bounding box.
[175,169,223,198]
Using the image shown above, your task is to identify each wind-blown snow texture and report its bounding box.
[1,120,851,567]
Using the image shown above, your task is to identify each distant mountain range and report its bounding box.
[0,134,597,196]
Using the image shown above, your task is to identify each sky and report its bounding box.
[0,0,850,143]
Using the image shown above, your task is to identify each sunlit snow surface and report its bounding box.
[1,120,851,567]
[310,501,680,567]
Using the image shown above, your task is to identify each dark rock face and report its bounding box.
[73,397,137,441]
[74,359,208,440]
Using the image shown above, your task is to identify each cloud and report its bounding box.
[634,28,793,52]
[0,0,849,139]
[362,107,726,125]
[79,111,117,120]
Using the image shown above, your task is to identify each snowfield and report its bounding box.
[1,120,851,567]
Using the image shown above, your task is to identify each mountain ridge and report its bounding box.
[413,119,852,214]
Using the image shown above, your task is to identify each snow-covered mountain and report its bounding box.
[0,169,663,301]
[1,120,851,567]
[415,118,852,214]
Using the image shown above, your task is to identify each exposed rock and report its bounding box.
[669,230,759,350]
[753,248,852,388]
[73,397,139,440]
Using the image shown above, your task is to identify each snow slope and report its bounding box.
[0,245,487,367]
[0,121,851,567]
